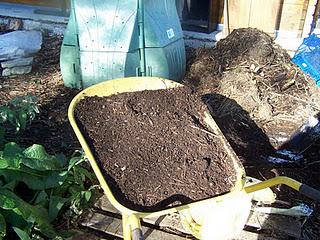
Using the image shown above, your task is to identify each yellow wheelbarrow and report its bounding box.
[68,77,320,240]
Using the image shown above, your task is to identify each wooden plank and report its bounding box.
[94,195,189,234]
[227,0,282,36]
[82,211,123,238]
[228,0,251,29]
[314,0,320,25]
[218,0,224,24]
[67,230,108,240]
[81,210,297,240]
[249,0,282,35]
[81,211,189,240]
[234,230,279,240]
[94,195,119,214]
[246,211,302,238]
[281,0,309,4]
[279,0,309,36]
[94,196,301,239]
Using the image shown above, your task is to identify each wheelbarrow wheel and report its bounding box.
[132,228,143,240]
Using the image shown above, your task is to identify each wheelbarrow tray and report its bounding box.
[68,77,246,218]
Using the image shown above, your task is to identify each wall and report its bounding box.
[226,0,318,38]
[0,0,67,8]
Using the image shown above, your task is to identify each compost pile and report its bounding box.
[74,87,237,211]
[185,28,320,165]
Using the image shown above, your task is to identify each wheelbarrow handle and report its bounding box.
[244,176,320,203]
[299,184,320,203]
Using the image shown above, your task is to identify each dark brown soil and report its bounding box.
[74,87,237,211]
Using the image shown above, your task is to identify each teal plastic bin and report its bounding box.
[60,0,186,89]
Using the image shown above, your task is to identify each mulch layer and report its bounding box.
[74,87,237,211]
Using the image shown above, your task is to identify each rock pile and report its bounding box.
[0,30,42,76]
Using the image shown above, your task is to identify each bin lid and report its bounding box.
[74,0,139,52]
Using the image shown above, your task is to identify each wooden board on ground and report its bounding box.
[81,211,189,240]
[94,196,189,234]
[246,211,302,238]
[84,195,303,240]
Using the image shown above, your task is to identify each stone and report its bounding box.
[0,30,42,60]
[6,19,23,31]
[2,65,32,76]
[10,65,32,75]
[1,57,33,68]
[2,68,11,77]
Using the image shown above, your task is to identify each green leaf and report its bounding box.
[0,154,8,169]
[0,143,69,190]
[2,181,17,191]
[22,145,67,171]
[0,127,5,149]
[1,142,23,168]
[83,191,92,203]
[0,189,56,238]
[0,213,6,237]
[18,112,27,131]
[0,167,68,190]
[33,191,48,206]
[12,227,31,240]
[76,167,94,182]
[1,209,27,230]
[48,196,68,222]
[67,156,83,171]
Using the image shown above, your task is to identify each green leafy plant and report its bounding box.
[0,95,39,149]
[0,95,39,133]
[0,96,97,239]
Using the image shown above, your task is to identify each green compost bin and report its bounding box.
[60,0,186,89]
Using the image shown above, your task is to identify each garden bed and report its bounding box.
[74,87,237,211]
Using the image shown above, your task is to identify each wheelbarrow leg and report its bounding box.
[122,214,132,240]
[122,214,143,240]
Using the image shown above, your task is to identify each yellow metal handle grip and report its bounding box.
[244,176,320,202]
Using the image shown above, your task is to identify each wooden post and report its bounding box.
[208,0,224,32]
[302,0,319,37]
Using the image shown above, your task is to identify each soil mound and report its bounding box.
[185,28,320,162]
